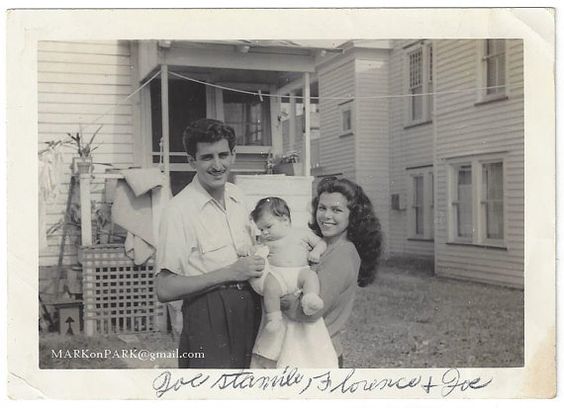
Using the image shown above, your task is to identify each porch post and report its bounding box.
[160,64,171,188]
[289,91,296,151]
[270,84,283,156]
[303,72,311,177]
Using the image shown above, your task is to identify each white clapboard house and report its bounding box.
[38,39,523,289]
[310,39,523,287]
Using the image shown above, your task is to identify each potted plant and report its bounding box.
[273,151,303,176]
[66,124,103,174]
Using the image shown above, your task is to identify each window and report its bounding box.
[482,162,504,240]
[223,90,271,146]
[342,109,352,132]
[478,39,507,101]
[454,165,473,240]
[448,159,505,245]
[338,100,354,136]
[414,176,424,235]
[405,41,433,126]
[408,169,434,239]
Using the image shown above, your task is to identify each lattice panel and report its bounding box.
[80,245,164,335]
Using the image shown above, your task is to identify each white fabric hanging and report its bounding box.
[38,146,65,251]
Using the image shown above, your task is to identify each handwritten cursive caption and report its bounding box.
[152,367,493,398]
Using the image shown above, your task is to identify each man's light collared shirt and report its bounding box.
[157,176,254,276]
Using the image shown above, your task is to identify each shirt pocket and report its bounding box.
[196,226,238,271]
[199,231,232,255]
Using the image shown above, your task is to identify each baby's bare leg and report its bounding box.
[299,268,324,315]
[263,274,283,331]
[301,268,320,295]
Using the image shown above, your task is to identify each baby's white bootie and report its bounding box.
[301,293,324,315]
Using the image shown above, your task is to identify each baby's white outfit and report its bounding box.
[250,246,338,368]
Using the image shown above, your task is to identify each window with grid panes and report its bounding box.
[485,39,506,96]
[477,39,507,103]
[223,90,271,146]
[406,42,433,125]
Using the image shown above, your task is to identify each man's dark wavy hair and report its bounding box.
[182,118,237,157]
[309,177,383,287]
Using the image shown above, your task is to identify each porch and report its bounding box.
[131,40,338,195]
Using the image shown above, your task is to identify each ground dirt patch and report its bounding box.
[342,264,524,368]
[39,264,523,369]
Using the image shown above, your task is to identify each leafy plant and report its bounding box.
[278,151,300,164]
[66,125,103,159]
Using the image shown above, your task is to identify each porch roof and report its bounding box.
[136,40,342,84]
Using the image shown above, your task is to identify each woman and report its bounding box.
[282,177,382,367]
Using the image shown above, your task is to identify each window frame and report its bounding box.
[219,82,273,148]
[447,156,506,247]
[338,99,355,137]
[404,41,433,127]
[407,167,434,240]
[479,159,506,247]
[449,163,474,243]
[476,39,509,104]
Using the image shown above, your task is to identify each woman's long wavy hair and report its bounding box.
[309,177,383,287]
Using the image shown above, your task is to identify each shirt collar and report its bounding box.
[190,174,242,211]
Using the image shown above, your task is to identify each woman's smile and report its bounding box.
[316,192,350,242]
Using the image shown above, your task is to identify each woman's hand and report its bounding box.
[280,291,317,322]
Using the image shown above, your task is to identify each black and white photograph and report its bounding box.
[5,7,555,400]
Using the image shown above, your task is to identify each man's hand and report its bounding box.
[231,255,265,281]
[237,244,256,257]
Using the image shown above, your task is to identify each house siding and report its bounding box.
[354,56,391,256]
[318,58,356,180]
[38,40,135,266]
[433,39,524,287]
[388,40,434,258]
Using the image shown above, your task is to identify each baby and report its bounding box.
[244,197,327,333]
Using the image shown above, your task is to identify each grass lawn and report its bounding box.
[342,263,524,368]
[39,263,523,369]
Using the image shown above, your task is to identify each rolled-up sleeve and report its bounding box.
[156,205,193,276]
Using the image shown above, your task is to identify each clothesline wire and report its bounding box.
[41,70,162,147]
[41,68,523,143]
[169,70,522,101]
[169,71,265,97]
[86,70,162,131]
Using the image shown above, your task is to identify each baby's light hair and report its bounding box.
[251,197,292,223]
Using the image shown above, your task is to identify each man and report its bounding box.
[156,118,265,368]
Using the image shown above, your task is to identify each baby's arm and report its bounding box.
[297,268,324,315]
[263,273,283,331]
[305,231,328,263]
